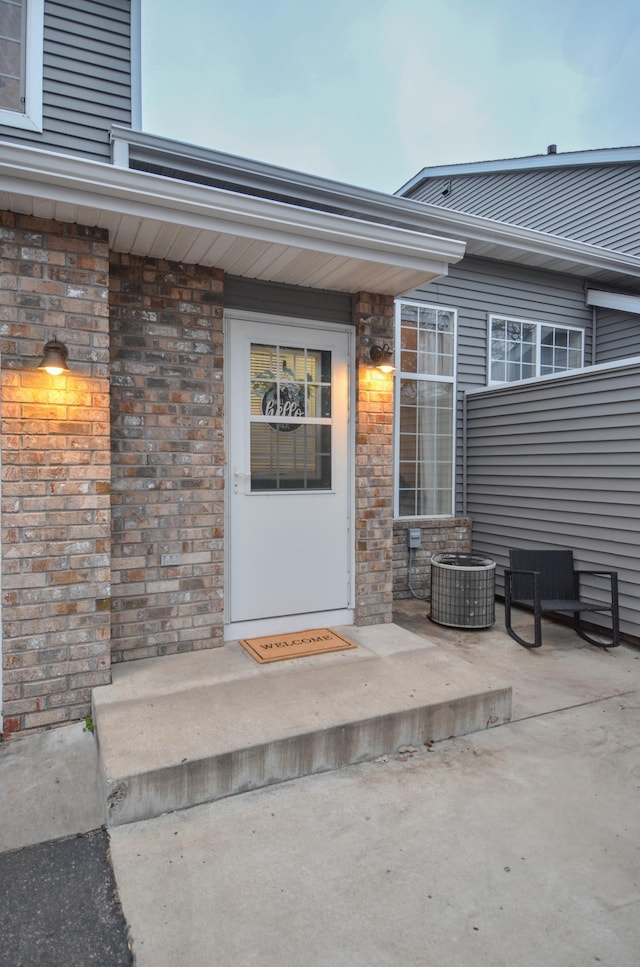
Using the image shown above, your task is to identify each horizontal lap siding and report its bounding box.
[225,276,353,325]
[0,0,132,160]
[466,363,640,637]
[405,165,640,257]
[596,308,640,363]
[403,257,593,516]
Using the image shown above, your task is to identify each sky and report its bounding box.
[141,0,640,194]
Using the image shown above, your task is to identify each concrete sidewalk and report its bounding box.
[110,689,640,967]
[106,606,639,965]
[0,720,105,853]
[2,603,639,966]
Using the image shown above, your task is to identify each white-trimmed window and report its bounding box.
[489,314,584,383]
[395,300,456,518]
[0,0,43,131]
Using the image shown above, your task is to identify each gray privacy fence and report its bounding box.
[464,359,640,639]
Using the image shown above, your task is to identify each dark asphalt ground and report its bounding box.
[0,828,133,967]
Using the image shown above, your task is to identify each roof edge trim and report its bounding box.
[397,145,640,196]
[0,143,466,266]
[586,289,640,313]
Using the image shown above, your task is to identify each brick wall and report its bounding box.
[0,219,465,736]
[0,213,111,736]
[109,255,224,662]
[393,518,472,600]
[354,293,395,625]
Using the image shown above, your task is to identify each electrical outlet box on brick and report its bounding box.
[408,529,421,549]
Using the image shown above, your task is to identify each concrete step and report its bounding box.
[93,624,512,826]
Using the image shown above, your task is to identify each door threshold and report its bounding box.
[225,609,354,643]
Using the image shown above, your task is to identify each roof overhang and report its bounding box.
[110,129,640,288]
[419,207,640,288]
[3,138,639,297]
[0,143,465,296]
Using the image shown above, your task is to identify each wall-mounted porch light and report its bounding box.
[369,343,396,373]
[38,338,69,376]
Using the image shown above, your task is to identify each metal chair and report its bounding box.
[504,549,620,649]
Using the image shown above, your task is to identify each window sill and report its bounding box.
[0,108,43,133]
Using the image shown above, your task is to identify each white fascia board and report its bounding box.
[3,144,640,282]
[0,144,465,271]
[113,128,628,266]
[413,206,640,279]
[397,146,640,196]
[586,289,640,313]
[108,129,640,280]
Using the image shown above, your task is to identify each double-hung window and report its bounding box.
[489,315,584,383]
[395,300,456,518]
[0,0,43,131]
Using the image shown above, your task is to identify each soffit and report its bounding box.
[0,145,465,296]
[3,141,640,295]
[111,128,640,288]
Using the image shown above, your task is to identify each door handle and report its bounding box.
[233,468,250,493]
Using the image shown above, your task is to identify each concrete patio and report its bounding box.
[3,601,637,849]
[2,602,638,966]
[105,602,639,967]
[91,609,514,826]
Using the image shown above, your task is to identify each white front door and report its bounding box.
[226,314,353,638]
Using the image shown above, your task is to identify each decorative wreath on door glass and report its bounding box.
[260,377,306,432]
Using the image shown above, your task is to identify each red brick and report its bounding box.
[354,293,395,626]
[1,716,22,735]
[1,213,112,737]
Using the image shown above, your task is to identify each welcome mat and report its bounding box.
[239,628,357,664]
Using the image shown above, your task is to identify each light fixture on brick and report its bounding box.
[369,342,396,373]
[39,337,70,376]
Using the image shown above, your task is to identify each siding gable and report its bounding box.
[404,164,640,258]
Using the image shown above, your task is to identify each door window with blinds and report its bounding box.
[250,343,332,491]
[395,300,456,517]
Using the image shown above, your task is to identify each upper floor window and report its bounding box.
[395,300,457,518]
[0,0,43,131]
[489,315,584,384]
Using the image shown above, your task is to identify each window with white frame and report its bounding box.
[0,0,43,131]
[395,300,456,518]
[489,314,584,383]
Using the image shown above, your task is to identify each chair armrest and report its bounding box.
[575,570,617,577]
[504,568,541,599]
[574,570,618,593]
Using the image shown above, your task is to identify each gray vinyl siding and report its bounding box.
[464,361,640,638]
[595,308,640,364]
[0,0,132,160]
[225,277,353,326]
[404,165,640,258]
[401,256,593,515]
